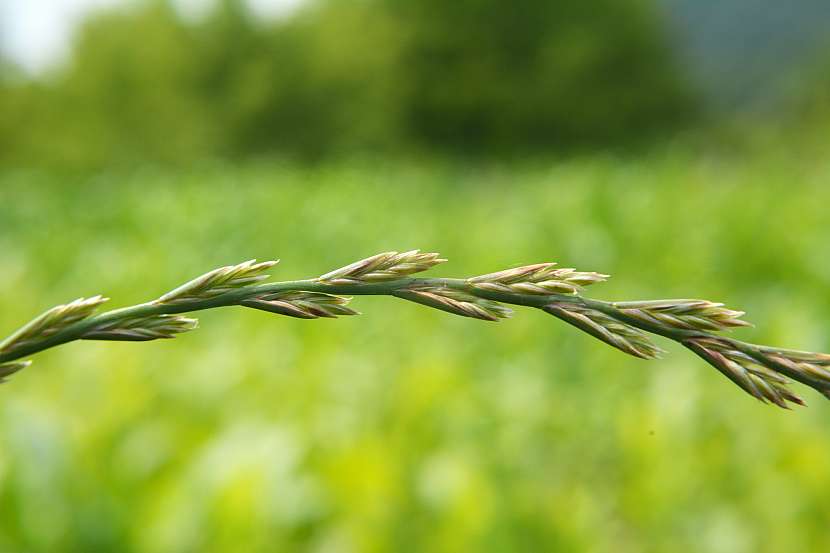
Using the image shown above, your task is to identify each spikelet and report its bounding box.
[395,288,512,321]
[0,361,31,383]
[683,337,806,408]
[156,260,277,304]
[613,299,750,332]
[753,345,830,402]
[83,314,198,341]
[543,302,663,360]
[319,250,446,284]
[242,291,359,319]
[469,263,608,295]
[0,296,109,353]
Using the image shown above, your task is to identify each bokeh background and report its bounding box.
[2,1,830,551]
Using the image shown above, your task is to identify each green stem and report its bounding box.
[0,277,573,364]
[0,274,710,365]
[3,250,827,409]
[1,273,826,407]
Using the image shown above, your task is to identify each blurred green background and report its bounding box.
[2,1,830,552]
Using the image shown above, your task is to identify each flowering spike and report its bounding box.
[0,252,827,412]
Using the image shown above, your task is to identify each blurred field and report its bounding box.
[1,152,830,552]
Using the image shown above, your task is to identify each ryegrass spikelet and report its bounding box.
[157,259,277,304]
[83,314,198,341]
[469,263,608,295]
[242,291,358,319]
[684,337,806,408]
[543,302,663,359]
[395,288,512,321]
[0,361,31,383]
[318,250,446,284]
[613,299,749,331]
[0,295,109,353]
[754,347,830,400]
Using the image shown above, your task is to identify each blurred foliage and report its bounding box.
[1,153,830,552]
[2,1,830,551]
[0,0,698,167]
[774,46,830,149]
[383,0,696,152]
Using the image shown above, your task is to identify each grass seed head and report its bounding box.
[2,252,829,412]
